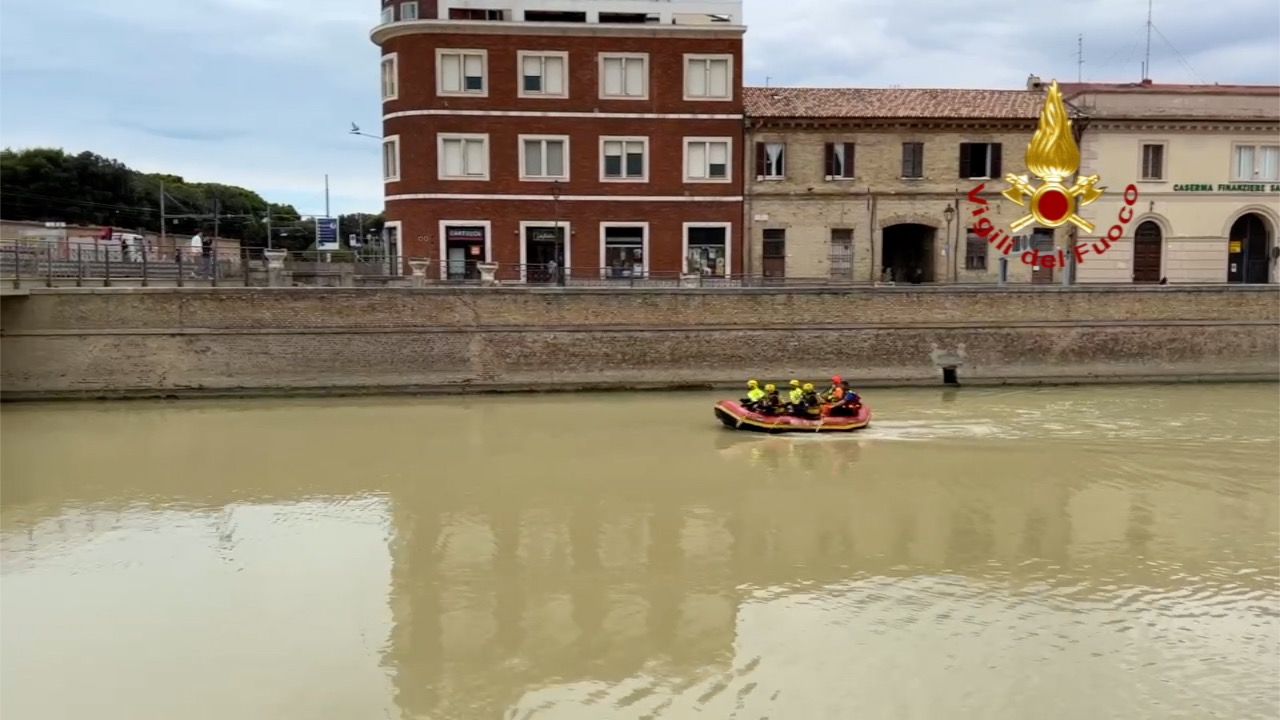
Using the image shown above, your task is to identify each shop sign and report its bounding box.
[446,226,485,241]
[1172,183,1280,192]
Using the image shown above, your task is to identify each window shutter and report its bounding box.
[958,143,971,178]
[708,60,729,97]
[844,142,856,178]
[545,57,564,94]
[900,143,913,177]
[990,143,1003,177]
[603,59,622,95]
[755,142,766,177]
[823,143,834,176]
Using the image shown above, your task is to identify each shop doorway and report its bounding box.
[1132,221,1163,283]
[881,224,934,283]
[762,229,786,283]
[443,225,486,280]
[1030,229,1055,284]
[524,225,565,284]
[1228,213,1273,284]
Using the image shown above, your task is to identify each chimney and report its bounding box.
[1027,74,1043,91]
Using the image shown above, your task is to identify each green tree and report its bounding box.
[0,147,374,249]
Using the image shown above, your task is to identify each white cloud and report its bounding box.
[1,0,1275,215]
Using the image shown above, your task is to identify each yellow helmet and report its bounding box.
[747,379,758,387]
[789,379,801,387]
[803,383,815,391]
[765,383,776,392]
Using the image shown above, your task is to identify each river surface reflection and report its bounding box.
[2,384,1278,720]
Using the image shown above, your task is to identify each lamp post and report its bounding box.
[551,180,563,286]
[943,204,956,282]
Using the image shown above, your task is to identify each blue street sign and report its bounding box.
[316,217,339,251]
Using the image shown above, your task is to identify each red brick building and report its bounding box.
[372,0,746,282]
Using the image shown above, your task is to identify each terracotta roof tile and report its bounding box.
[1058,81,1280,97]
[743,86,1046,120]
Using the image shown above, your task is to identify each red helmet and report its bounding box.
[832,375,842,384]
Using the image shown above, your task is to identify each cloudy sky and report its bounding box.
[2,0,1276,215]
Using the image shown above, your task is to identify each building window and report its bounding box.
[438,134,489,180]
[685,224,728,277]
[599,53,647,99]
[754,142,784,179]
[382,136,400,182]
[825,142,855,179]
[959,142,1002,179]
[685,138,731,182]
[400,1,419,19]
[829,229,853,280]
[437,50,487,96]
[1233,144,1280,182]
[380,6,393,24]
[601,137,647,181]
[520,135,568,180]
[684,55,731,100]
[381,54,398,101]
[602,224,646,278]
[1141,143,1165,181]
[518,51,567,97]
[901,142,924,179]
[964,229,987,270]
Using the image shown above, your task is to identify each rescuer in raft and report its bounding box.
[742,380,766,409]
[757,384,782,415]
[785,379,804,413]
[799,383,824,418]
[825,375,845,402]
[827,380,863,416]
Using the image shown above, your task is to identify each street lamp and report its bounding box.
[349,122,382,140]
[551,181,564,286]
[943,204,956,282]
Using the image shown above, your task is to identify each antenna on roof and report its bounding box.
[1142,0,1153,80]
[765,76,771,88]
[1077,34,1084,81]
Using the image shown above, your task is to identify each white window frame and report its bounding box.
[519,134,570,181]
[436,49,488,98]
[517,50,569,99]
[381,53,399,101]
[598,52,649,101]
[683,54,733,101]
[518,220,573,284]
[380,6,393,24]
[683,137,733,184]
[682,221,733,277]
[400,1,419,19]
[599,222,650,279]
[437,133,490,181]
[599,136,649,183]
[1139,141,1166,181]
[382,135,400,183]
[437,220,493,281]
[1231,143,1280,182]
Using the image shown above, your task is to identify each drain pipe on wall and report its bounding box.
[743,117,754,278]
[868,189,878,282]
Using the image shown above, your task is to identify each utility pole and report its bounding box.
[1077,34,1084,82]
[212,197,221,240]
[1143,0,1153,80]
[159,180,167,253]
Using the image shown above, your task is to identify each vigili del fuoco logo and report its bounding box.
[966,79,1139,268]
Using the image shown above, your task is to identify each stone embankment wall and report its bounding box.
[1,286,1276,399]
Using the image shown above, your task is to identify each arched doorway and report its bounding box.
[881,224,935,283]
[1228,213,1273,284]
[1132,221,1163,283]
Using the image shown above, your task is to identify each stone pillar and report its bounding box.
[263,249,288,287]
[407,259,431,288]
[477,262,499,286]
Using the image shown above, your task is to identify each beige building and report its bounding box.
[1061,80,1280,284]
[742,86,1076,284]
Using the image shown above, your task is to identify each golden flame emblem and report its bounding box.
[1000,80,1104,233]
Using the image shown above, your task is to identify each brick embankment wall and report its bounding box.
[1,286,1277,399]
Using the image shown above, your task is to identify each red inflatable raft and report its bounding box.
[713,399,872,434]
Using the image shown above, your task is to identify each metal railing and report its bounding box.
[2,241,1267,290]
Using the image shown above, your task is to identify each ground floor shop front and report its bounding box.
[1073,196,1279,284]
[383,199,742,282]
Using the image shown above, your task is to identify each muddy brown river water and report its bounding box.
[2,384,1278,720]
